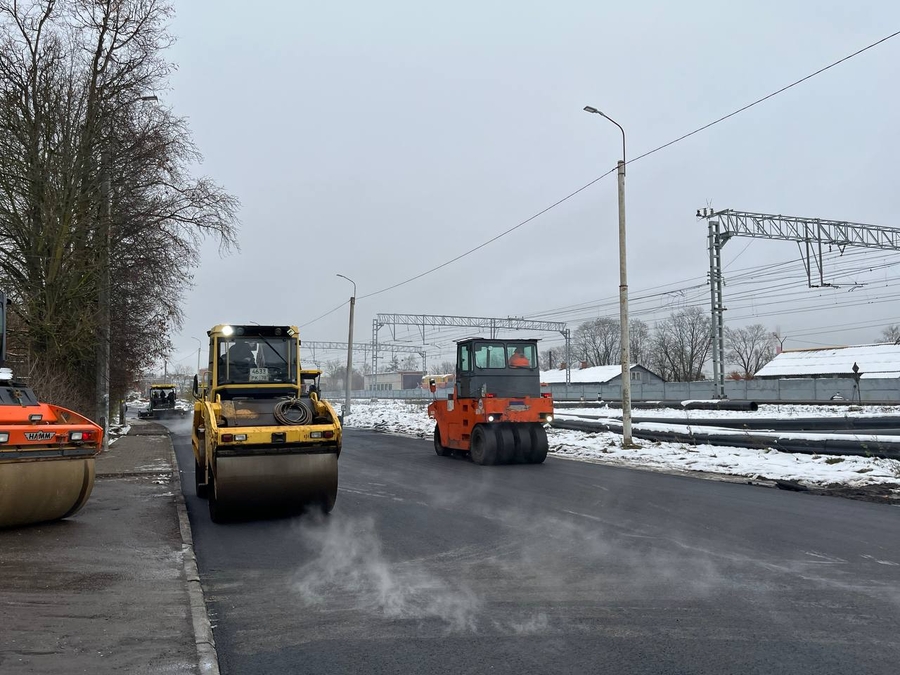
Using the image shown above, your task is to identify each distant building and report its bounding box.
[755,344,900,379]
[540,362,664,385]
[363,370,425,391]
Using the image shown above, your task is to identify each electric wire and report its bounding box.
[351,28,900,304]
[301,30,900,345]
[300,300,348,328]
[356,168,616,300]
[526,248,900,324]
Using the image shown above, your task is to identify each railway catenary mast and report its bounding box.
[371,314,571,389]
[698,208,900,398]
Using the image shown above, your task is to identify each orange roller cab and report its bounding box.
[428,338,553,465]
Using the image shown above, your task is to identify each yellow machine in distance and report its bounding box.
[191,324,342,523]
[138,383,185,419]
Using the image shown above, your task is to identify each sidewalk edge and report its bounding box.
[166,437,220,675]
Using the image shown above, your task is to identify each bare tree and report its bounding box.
[0,1,238,413]
[322,364,364,391]
[429,360,455,375]
[879,324,900,345]
[399,354,420,371]
[651,306,712,381]
[573,317,619,366]
[724,323,776,378]
[322,359,343,378]
[539,348,560,371]
[383,355,400,373]
[165,363,194,394]
[629,318,651,367]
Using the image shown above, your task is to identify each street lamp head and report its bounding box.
[140,95,159,102]
[336,273,357,296]
[583,104,625,165]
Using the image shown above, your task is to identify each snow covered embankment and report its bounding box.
[342,400,900,493]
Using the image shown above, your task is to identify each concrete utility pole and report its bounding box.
[96,143,112,449]
[583,105,633,446]
[337,274,356,417]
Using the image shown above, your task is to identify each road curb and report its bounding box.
[166,438,220,675]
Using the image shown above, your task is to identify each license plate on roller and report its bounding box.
[249,368,269,381]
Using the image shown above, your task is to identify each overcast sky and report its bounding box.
[163,1,900,373]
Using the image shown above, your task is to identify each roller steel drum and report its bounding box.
[214,452,338,509]
[0,457,95,528]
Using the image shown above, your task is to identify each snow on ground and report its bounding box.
[343,399,900,490]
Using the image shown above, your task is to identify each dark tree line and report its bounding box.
[542,309,785,382]
[0,0,238,414]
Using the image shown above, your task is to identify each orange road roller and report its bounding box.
[428,338,553,465]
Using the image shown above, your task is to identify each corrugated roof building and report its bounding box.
[755,344,900,379]
[540,363,664,385]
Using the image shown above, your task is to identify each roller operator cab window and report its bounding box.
[507,344,536,368]
[458,344,472,372]
[474,342,510,369]
[217,337,297,385]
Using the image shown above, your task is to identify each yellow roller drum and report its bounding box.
[209,452,338,521]
[0,457,95,529]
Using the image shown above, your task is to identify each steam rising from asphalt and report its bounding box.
[294,516,481,632]
[292,503,724,638]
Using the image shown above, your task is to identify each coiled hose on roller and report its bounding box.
[273,397,315,425]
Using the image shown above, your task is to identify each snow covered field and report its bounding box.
[343,399,900,492]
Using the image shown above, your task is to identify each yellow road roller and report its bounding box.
[0,292,103,529]
[138,383,186,419]
[191,324,342,523]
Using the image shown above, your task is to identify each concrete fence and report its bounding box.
[547,377,898,403]
[340,376,900,403]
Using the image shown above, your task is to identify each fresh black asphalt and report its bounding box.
[168,421,900,674]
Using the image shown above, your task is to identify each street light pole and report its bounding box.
[96,143,112,449]
[191,336,202,376]
[583,105,633,446]
[96,94,158,450]
[336,274,356,417]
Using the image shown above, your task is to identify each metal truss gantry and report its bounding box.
[301,340,430,370]
[698,208,900,398]
[371,313,571,388]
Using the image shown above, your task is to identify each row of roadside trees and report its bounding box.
[0,1,237,414]
[543,309,900,382]
[541,307,745,381]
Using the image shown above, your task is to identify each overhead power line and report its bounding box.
[300,300,348,328]
[356,170,615,300]
[302,28,900,332]
[355,28,900,302]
